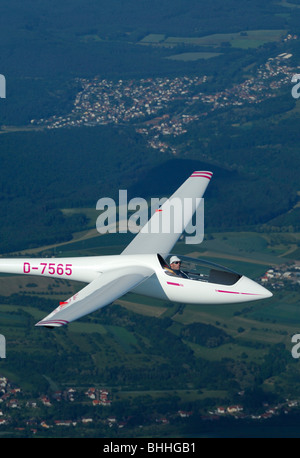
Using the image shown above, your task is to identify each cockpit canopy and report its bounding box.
[158,253,242,286]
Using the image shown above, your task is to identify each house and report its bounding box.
[107,416,117,424]
[217,407,226,414]
[54,420,74,427]
[40,395,51,407]
[178,410,192,418]
[82,417,93,424]
[40,421,50,429]
[156,417,169,424]
[227,405,243,414]
[7,399,18,409]
[100,399,112,407]
[10,388,21,394]
[86,388,96,399]
[118,422,127,428]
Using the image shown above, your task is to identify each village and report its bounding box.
[30,50,298,155]
[1,372,300,435]
[260,261,300,290]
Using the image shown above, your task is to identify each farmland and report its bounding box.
[1,229,299,380]
[142,29,287,50]
[0,214,300,436]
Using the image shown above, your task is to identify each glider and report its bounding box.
[0,171,272,328]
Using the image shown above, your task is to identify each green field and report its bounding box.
[142,29,287,50]
[141,34,166,43]
[166,52,222,61]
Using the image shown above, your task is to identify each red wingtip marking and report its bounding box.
[190,171,213,179]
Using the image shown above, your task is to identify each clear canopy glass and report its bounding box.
[158,253,241,286]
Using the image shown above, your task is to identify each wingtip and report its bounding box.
[190,171,213,179]
[35,319,68,328]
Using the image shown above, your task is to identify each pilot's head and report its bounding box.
[170,256,181,270]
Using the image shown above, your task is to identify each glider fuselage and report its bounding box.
[0,253,272,306]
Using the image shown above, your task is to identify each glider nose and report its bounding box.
[257,285,273,298]
[239,276,273,299]
[262,287,273,298]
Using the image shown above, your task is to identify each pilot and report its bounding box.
[169,256,188,278]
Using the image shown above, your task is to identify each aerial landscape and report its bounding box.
[1,0,300,440]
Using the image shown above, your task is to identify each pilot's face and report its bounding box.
[171,261,181,270]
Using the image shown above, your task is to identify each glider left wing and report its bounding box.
[35,265,153,328]
[121,171,212,255]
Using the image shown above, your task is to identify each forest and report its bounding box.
[0,98,300,254]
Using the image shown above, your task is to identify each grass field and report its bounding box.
[142,29,287,50]
[166,52,222,61]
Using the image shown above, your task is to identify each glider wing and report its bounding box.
[35,265,153,327]
[121,171,212,255]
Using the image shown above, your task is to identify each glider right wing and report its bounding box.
[35,265,153,328]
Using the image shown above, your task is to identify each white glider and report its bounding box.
[0,171,272,328]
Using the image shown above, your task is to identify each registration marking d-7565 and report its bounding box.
[23,262,73,276]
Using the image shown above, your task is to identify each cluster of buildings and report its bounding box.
[0,375,116,431]
[204,399,299,421]
[0,376,21,424]
[283,34,298,43]
[31,75,205,129]
[31,74,208,154]
[201,52,295,111]
[29,47,300,154]
[40,388,76,406]
[0,374,199,432]
[85,387,112,407]
[1,370,300,432]
[260,262,300,289]
[215,405,244,415]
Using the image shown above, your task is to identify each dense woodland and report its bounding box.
[0,105,299,253]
